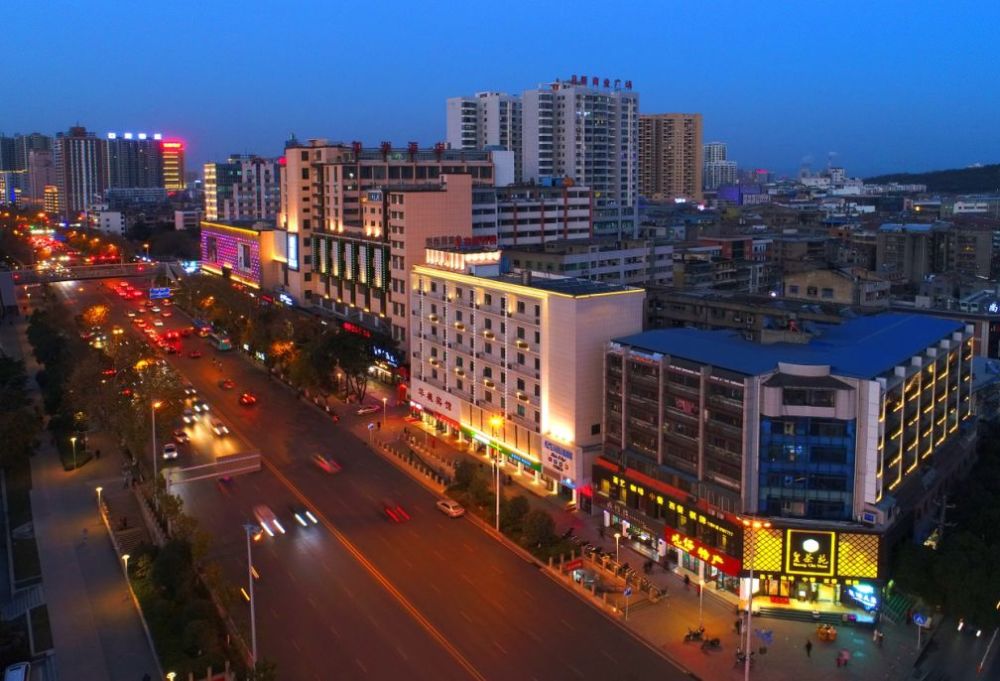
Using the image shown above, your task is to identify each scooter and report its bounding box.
[684,626,705,642]
[701,637,721,651]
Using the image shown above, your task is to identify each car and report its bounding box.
[133,318,146,327]
[152,319,164,327]
[193,400,210,413]
[162,299,172,306]
[161,443,178,460]
[182,408,196,424]
[239,392,257,406]
[253,504,286,537]
[164,344,178,354]
[312,454,342,474]
[161,310,172,318]
[179,326,193,337]
[143,301,154,308]
[290,504,319,527]
[219,378,236,390]
[356,404,380,416]
[381,498,410,523]
[183,385,197,397]
[151,306,161,313]
[435,499,466,518]
[173,429,190,444]
[188,350,203,359]
[126,310,136,318]
[210,419,229,436]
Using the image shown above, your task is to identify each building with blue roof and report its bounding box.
[593,312,976,617]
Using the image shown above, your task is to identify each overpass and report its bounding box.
[5,261,165,285]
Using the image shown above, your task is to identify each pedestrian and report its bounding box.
[684,574,691,589]
[805,639,812,657]
[735,618,742,635]
[877,631,884,648]
[599,525,605,539]
[95,448,101,460]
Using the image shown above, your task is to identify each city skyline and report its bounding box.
[6,1,998,177]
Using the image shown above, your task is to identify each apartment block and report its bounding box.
[409,252,644,503]
[446,92,522,181]
[639,113,703,201]
[504,237,674,287]
[204,155,281,221]
[471,180,593,245]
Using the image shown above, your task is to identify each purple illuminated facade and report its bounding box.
[200,221,272,288]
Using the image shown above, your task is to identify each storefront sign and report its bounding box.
[542,438,574,476]
[412,379,462,422]
[846,583,878,611]
[667,528,741,576]
[785,530,836,577]
[459,425,542,472]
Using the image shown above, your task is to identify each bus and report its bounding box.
[193,318,212,337]
[209,332,232,351]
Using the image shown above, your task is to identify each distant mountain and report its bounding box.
[865,164,1000,193]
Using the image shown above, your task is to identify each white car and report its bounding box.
[436,499,466,518]
[151,306,161,313]
[183,385,197,397]
[173,429,190,444]
[356,404,380,416]
[126,310,136,318]
[193,400,210,413]
[162,443,178,460]
[253,504,285,537]
[182,408,196,424]
[211,419,229,436]
[153,319,164,327]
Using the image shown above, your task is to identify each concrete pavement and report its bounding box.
[1,317,161,681]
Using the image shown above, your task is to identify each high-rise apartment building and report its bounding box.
[522,77,639,238]
[53,126,105,217]
[447,92,522,182]
[27,150,54,201]
[409,251,645,503]
[104,132,164,189]
[203,155,281,221]
[0,137,14,172]
[278,139,497,330]
[162,139,186,190]
[703,141,727,164]
[639,113,703,201]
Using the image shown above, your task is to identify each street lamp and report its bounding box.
[614,531,622,564]
[382,396,388,426]
[142,243,150,260]
[150,400,162,507]
[95,486,103,512]
[489,416,504,532]
[70,436,78,471]
[122,553,130,577]
[243,523,259,670]
[741,517,771,681]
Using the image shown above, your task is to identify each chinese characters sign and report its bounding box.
[667,529,741,576]
[785,530,836,577]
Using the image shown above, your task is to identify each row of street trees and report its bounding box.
[176,275,395,403]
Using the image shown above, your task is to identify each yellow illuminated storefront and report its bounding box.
[742,525,882,616]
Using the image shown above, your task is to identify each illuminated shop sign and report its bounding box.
[667,528,741,576]
[459,425,542,472]
[373,346,400,368]
[846,583,879,611]
[785,530,836,577]
[287,233,299,270]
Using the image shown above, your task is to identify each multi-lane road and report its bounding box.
[58,279,687,681]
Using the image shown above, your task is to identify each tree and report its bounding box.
[500,495,530,534]
[152,539,194,600]
[249,658,279,681]
[522,509,555,548]
[452,460,478,491]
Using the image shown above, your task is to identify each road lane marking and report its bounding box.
[560,618,576,632]
[262,458,486,681]
[328,623,339,639]
[567,664,585,678]
[492,640,508,655]
[601,649,618,663]
[459,610,473,623]
[396,645,408,661]
[355,658,368,674]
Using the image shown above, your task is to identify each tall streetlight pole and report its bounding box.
[741,517,771,681]
[122,553,130,577]
[382,397,388,427]
[150,400,162,507]
[614,531,622,564]
[489,416,503,532]
[243,524,258,670]
[70,436,77,470]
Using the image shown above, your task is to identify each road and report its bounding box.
[59,278,688,680]
[916,617,1000,681]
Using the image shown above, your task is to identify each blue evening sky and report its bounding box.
[5,0,997,177]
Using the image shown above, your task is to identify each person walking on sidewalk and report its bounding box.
[805,639,812,657]
[735,618,742,635]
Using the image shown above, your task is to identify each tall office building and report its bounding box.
[522,76,639,238]
[53,126,105,217]
[639,113,703,201]
[162,139,186,191]
[104,132,164,189]
[0,137,14,171]
[447,92,523,181]
[203,155,281,221]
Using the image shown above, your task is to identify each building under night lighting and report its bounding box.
[162,139,186,191]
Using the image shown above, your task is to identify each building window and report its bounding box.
[485,391,492,403]
[517,378,525,391]
[517,353,525,365]
[783,389,835,407]
[517,404,526,417]
[821,288,834,299]
[517,326,525,339]
[789,285,799,294]
[806,286,818,297]
[485,294,492,306]
[517,301,525,313]
[591,423,601,436]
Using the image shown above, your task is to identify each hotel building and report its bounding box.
[597,314,975,615]
[409,251,644,503]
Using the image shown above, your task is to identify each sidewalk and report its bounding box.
[382,411,922,681]
[1,318,161,681]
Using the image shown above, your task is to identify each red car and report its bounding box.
[219,378,236,390]
[179,327,193,337]
[239,392,257,406]
[188,350,203,359]
[313,454,341,474]
[381,499,410,523]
